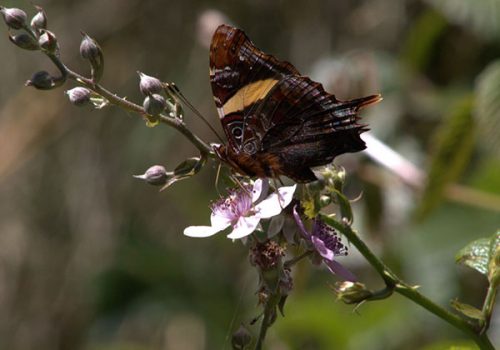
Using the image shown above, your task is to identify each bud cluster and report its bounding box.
[138,72,169,119]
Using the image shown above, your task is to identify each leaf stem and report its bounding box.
[320,214,495,350]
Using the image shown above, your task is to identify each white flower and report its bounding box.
[184,179,296,240]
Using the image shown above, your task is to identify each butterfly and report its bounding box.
[210,24,381,183]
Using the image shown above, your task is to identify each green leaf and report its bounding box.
[426,0,500,40]
[416,96,475,219]
[474,60,500,156]
[450,299,484,321]
[456,231,500,284]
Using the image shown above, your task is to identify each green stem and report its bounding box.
[255,293,279,350]
[284,250,313,268]
[480,283,497,333]
[320,214,495,350]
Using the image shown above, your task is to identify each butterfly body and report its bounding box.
[210,25,381,183]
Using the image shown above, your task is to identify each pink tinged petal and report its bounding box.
[227,215,261,240]
[324,259,357,282]
[184,225,223,238]
[210,212,232,231]
[292,205,310,238]
[255,184,296,219]
[311,235,335,261]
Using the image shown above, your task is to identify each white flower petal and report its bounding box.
[255,184,297,219]
[210,212,232,230]
[184,225,222,238]
[227,215,261,240]
[277,184,297,207]
[252,178,269,203]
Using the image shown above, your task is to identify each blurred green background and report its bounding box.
[0,0,499,349]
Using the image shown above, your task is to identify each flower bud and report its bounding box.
[65,87,91,106]
[138,72,163,95]
[80,32,104,82]
[0,7,27,30]
[332,281,372,304]
[30,6,47,31]
[26,71,55,90]
[143,94,166,115]
[38,30,57,53]
[9,33,39,50]
[231,324,252,350]
[133,165,168,186]
[79,32,101,60]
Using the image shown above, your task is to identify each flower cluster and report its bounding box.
[184,179,296,240]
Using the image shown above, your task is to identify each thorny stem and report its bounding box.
[320,214,495,350]
[44,51,214,156]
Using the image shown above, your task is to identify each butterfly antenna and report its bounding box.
[165,82,225,143]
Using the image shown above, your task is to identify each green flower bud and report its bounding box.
[333,281,372,304]
[0,7,27,30]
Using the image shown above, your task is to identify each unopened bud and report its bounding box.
[30,6,47,31]
[26,71,55,90]
[138,72,163,95]
[0,7,27,30]
[134,165,168,186]
[65,87,91,106]
[143,94,166,115]
[79,32,101,60]
[38,30,57,53]
[9,33,39,51]
[333,281,372,304]
[231,324,252,350]
[80,32,103,82]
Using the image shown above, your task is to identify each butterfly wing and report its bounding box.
[210,24,299,152]
[210,24,380,182]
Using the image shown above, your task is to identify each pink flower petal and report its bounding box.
[311,235,335,261]
[252,178,269,203]
[324,259,357,282]
[226,215,261,240]
[255,184,296,219]
[184,225,222,238]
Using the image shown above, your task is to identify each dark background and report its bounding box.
[0,0,499,349]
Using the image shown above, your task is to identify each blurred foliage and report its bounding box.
[1,0,500,350]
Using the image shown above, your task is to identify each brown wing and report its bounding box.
[210,24,299,152]
[210,24,381,182]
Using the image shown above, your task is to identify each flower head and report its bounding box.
[184,179,296,240]
[293,206,355,281]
